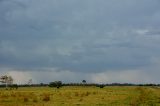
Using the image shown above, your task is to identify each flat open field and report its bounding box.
[0,86,160,106]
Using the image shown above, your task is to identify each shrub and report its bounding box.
[96,84,105,88]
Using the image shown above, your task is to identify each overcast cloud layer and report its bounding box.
[0,0,160,84]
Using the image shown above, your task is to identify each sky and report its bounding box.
[0,0,160,84]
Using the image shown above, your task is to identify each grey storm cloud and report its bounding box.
[0,0,160,83]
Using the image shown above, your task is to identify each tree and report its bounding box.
[49,81,62,88]
[28,79,32,85]
[0,75,13,89]
[99,84,105,88]
[82,80,86,85]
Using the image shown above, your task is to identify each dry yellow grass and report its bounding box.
[0,86,160,106]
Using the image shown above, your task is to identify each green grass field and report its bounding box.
[0,86,160,106]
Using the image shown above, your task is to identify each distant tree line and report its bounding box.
[1,75,160,89]
[47,82,160,89]
[1,82,160,88]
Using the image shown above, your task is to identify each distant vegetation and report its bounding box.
[0,75,160,88]
[1,82,159,88]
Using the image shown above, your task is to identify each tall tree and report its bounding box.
[0,75,13,89]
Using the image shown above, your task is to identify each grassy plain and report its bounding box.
[0,86,160,106]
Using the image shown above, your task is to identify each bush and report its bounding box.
[96,84,105,88]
